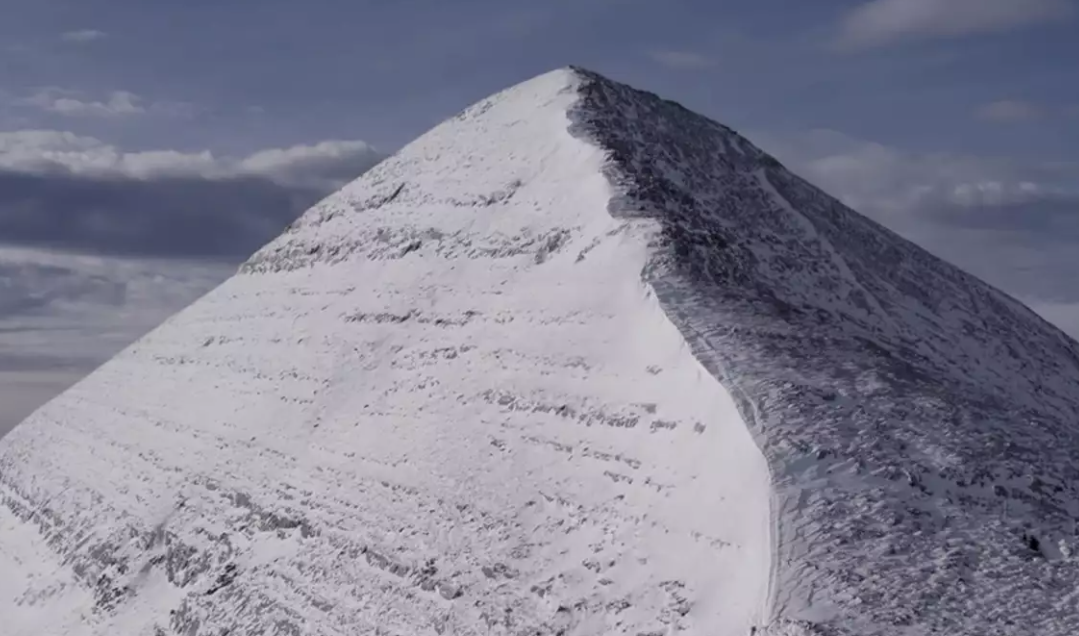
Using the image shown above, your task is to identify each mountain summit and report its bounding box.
[2,67,1078,636]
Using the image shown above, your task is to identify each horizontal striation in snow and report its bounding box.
[4,64,1079,636]
[0,70,772,636]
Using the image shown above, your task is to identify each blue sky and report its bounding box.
[4,0,1078,155]
[1,0,1078,432]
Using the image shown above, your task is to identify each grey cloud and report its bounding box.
[755,128,1079,321]
[0,370,86,437]
[61,30,108,43]
[901,199,1079,304]
[0,132,385,260]
[931,193,1079,238]
[974,100,1079,123]
[237,140,388,190]
[837,0,1073,49]
[0,246,237,437]
[25,89,144,117]
[0,259,124,316]
[0,246,231,352]
[976,100,1045,123]
[0,170,323,259]
[0,131,382,185]
[19,89,192,119]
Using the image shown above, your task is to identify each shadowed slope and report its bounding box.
[567,67,1079,636]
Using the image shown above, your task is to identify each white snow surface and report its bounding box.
[4,66,1079,636]
[0,69,774,635]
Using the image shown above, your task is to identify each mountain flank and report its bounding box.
[2,67,1078,636]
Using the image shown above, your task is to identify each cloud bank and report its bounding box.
[0,131,385,259]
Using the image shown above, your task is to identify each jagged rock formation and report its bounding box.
[2,67,1079,636]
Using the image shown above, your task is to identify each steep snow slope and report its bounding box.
[4,66,1079,636]
[0,70,773,636]
[567,68,1079,635]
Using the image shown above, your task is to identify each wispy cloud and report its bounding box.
[23,88,147,118]
[976,99,1045,123]
[0,131,383,188]
[647,49,716,70]
[236,140,387,190]
[836,0,1073,50]
[61,29,108,43]
[16,87,198,119]
[974,100,1079,123]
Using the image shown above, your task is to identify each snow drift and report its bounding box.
[2,67,1079,636]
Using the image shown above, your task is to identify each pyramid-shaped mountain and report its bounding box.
[2,67,1078,636]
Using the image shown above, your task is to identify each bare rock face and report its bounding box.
[2,67,1079,636]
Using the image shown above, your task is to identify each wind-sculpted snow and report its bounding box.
[567,67,1079,635]
[0,70,772,636]
[3,66,1078,636]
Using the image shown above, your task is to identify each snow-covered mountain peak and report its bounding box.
[2,66,1078,636]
